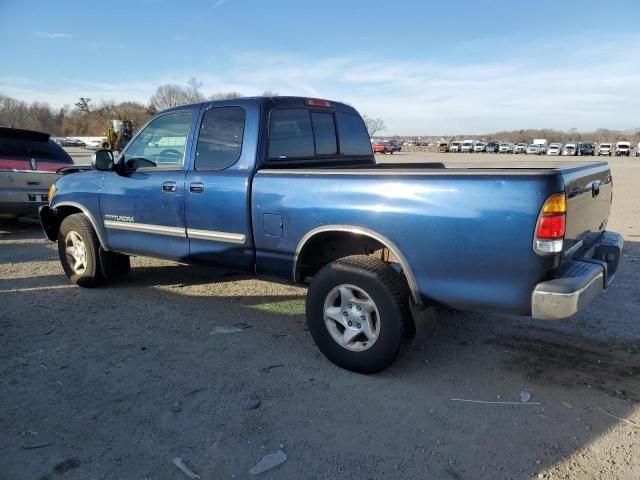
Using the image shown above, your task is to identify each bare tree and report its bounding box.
[262,89,279,97]
[185,77,205,103]
[209,91,244,100]
[149,84,189,110]
[74,97,91,112]
[362,115,386,137]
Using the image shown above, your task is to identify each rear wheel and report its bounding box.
[306,255,414,373]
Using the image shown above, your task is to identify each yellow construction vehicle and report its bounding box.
[437,139,449,153]
[102,119,133,154]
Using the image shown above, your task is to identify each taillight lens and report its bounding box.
[534,193,566,255]
[536,215,566,239]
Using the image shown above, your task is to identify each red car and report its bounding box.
[372,141,393,154]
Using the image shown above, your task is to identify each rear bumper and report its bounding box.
[0,188,49,215]
[532,231,623,320]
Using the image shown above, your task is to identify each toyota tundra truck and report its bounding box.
[39,96,623,373]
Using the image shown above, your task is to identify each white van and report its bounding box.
[546,143,562,156]
[615,141,631,156]
[598,143,613,156]
[563,143,579,156]
[460,140,476,153]
[449,141,462,152]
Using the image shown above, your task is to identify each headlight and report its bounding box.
[48,183,56,202]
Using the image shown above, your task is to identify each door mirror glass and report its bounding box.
[92,149,114,171]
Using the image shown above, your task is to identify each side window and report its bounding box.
[195,107,246,170]
[311,112,337,155]
[125,111,192,168]
[336,112,372,156]
[268,109,314,159]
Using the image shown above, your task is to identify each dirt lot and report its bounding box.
[1,152,639,480]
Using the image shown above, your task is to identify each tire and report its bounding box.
[57,213,103,287]
[305,255,414,373]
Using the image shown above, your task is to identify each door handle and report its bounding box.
[190,182,205,193]
[162,181,177,193]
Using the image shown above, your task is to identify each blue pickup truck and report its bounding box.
[40,96,623,373]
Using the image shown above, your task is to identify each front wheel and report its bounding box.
[306,256,415,373]
[58,213,103,287]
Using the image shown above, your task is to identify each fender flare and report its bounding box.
[293,224,422,304]
[51,201,109,250]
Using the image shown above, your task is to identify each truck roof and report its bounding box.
[161,96,360,115]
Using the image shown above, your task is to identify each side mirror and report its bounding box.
[92,149,114,171]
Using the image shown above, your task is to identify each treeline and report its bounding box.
[0,94,154,137]
[0,78,278,136]
[483,128,640,145]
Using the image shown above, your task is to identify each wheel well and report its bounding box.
[40,205,82,241]
[296,231,398,283]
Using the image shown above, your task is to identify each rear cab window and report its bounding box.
[267,105,372,164]
[195,107,246,170]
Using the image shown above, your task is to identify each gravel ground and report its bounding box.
[1,152,639,480]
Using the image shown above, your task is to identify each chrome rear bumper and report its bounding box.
[532,231,623,320]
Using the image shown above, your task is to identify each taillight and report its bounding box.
[536,215,566,239]
[534,193,566,255]
[304,98,331,108]
[610,177,614,206]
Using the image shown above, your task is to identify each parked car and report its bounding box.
[460,140,476,153]
[473,142,486,153]
[499,142,513,153]
[615,141,631,156]
[372,141,393,154]
[70,139,86,147]
[39,96,623,373]
[636,143,640,157]
[448,141,462,152]
[485,141,500,153]
[598,143,613,156]
[387,140,402,152]
[580,142,596,156]
[513,143,528,154]
[526,144,544,155]
[563,143,579,156]
[546,143,563,156]
[0,127,74,219]
[86,139,106,149]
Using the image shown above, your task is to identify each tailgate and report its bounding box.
[0,159,60,192]
[561,162,612,257]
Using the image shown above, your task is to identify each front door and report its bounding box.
[100,109,195,261]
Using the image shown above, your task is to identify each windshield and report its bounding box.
[601,144,611,148]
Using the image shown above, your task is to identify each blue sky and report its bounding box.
[1,0,639,134]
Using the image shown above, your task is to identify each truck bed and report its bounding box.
[253,159,612,314]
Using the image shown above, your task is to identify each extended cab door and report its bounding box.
[184,102,258,271]
[100,109,195,261]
